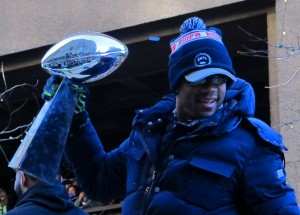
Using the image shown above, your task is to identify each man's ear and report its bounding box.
[20,172,27,187]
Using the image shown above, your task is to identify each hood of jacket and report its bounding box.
[14,181,76,212]
[225,78,255,117]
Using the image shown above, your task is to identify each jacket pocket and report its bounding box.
[189,157,235,178]
[181,157,236,210]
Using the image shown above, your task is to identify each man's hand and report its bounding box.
[41,75,63,101]
[71,82,89,114]
[42,75,89,114]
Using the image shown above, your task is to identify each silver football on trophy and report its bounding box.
[8,33,128,185]
[41,32,128,83]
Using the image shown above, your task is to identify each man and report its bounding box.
[44,17,300,214]
[5,170,87,215]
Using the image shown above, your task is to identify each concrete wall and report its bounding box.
[0,0,243,56]
[268,0,300,198]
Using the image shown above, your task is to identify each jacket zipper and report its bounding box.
[141,169,157,215]
[146,170,157,199]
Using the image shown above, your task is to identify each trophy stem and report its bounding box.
[9,78,77,184]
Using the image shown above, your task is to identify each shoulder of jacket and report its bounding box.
[244,117,287,150]
[132,93,175,127]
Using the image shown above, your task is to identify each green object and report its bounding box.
[0,204,7,214]
[71,84,88,114]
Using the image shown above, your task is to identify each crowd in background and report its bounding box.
[62,178,120,210]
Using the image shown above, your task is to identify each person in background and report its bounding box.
[43,17,300,214]
[0,188,9,214]
[66,182,105,209]
[66,184,80,203]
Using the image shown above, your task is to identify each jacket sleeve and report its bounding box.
[242,139,300,214]
[64,112,127,203]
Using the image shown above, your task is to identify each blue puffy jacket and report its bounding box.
[65,78,300,214]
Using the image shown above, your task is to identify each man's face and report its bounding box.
[176,76,227,121]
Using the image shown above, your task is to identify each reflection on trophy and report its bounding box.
[9,32,128,184]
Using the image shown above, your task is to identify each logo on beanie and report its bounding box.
[170,30,223,56]
[194,53,211,67]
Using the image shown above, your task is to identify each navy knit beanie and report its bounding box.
[168,17,236,92]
